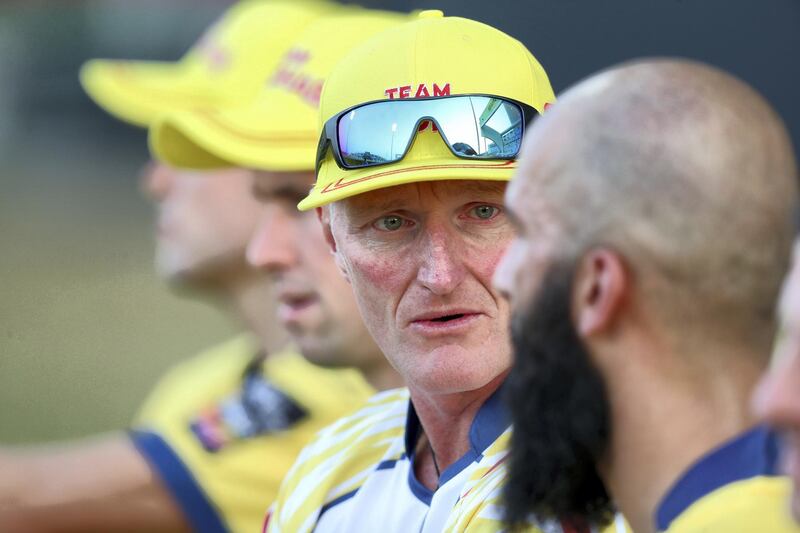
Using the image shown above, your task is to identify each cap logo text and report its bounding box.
[384,83,451,99]
[269,47,323,107]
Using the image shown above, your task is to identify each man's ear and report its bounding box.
[317,205,350,283]
[572,248,629,337]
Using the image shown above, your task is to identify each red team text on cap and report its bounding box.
[384,83,451,99]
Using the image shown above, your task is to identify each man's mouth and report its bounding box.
[429,313,466,323]
[281,295,315,308]
[276,292,318,324]
[409,310,482,335]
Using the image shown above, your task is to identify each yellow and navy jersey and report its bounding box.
[443,438,629,533]
[657,425,800,532]
[266,382,598,533]
[130,335,375,533]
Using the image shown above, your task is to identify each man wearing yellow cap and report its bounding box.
[0,3,393,532]
[241,10,594,533]
[151,10,409,396]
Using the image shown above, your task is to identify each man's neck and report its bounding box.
[601,344,764,533]
[408,370,509,490]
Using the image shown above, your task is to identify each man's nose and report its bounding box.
[247,207,299,274]
[140,161,174,201]
[753,352,800,429]
[416,223,465,296]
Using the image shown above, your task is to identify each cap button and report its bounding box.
[418,9,444,19]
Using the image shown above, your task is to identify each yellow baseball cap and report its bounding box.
[297,9,555,211]
[79,0,333,127]
[149,9,409,171]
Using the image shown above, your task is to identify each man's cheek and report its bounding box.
[350,253,410,291]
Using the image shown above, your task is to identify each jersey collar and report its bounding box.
[404,379,511,492]
[654,424,781,531]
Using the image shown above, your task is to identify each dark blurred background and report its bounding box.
[1,0,798,443]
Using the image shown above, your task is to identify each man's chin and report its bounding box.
[156,252,242,290]
[406,358,509,396]
[295,338,342,368]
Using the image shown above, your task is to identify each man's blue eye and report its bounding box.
[473,205,497,219]
[378,216,404,231]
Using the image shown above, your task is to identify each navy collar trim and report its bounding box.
[404,380,511,493]
[655,424,781,531]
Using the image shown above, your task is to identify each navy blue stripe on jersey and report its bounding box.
[406,453,434,505]
[376,456,404,470]
[130,429,228,533]
[318,488,360,519]
[655,425,781,531]
[403,380,512,493]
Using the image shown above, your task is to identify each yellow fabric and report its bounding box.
[299,9,556,210]
[135,335,375,533]
[150,9,409,171]
[266,387,624,533]
[266,388,410,532]
[662,476,800,533]
[80,0,332,127]
[443,431,631,533]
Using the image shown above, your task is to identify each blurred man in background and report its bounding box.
[754,239,800,525]
[0,2,396,532]
[495,59,800,533]
[151,10,408,394]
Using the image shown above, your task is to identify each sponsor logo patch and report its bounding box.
[190,366,307,452]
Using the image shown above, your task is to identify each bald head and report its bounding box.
[512,58,798,352]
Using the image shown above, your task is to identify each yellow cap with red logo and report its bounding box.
[149,8,409,171]
[79,0,333,127]
[297,9,555,211]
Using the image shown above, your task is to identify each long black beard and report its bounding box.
[503,261,615,530]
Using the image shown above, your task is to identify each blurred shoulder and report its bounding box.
[134,334,258,425]
[664,476,799,533]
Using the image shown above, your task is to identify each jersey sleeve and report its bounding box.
[266,389,410,533]
[130,337,378,533]
[129,429,228,533]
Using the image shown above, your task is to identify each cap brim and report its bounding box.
[298,157,516,211]
[150,92,319,172]
[80,59,219,127]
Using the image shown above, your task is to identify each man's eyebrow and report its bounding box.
[458,181,507,196]
[251,183,309,201]
[346,198,409,218]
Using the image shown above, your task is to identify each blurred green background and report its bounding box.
[3,0,798,444]
[0,1,240,443]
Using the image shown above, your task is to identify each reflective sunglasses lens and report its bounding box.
[337,103,417,167]
[437,97,524,159]
[336,96,524,169]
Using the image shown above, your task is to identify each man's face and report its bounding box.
[327,180,513,394]
[754,240,800,522]
[494,172,614,529]
[141,162,260,286]
[247,171,379,368]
